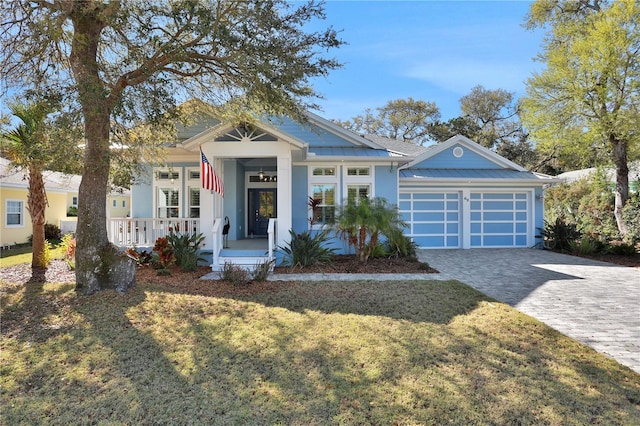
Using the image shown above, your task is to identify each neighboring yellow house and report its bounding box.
[0,157,81,248]
[107,187,131,218]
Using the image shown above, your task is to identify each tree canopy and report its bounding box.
[521,0,640,235]
[0,0,344,293]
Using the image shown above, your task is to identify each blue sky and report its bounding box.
[308,1,545,122]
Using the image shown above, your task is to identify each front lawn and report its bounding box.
[1,275,639,425]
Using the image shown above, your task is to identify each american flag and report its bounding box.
[200,148,223,197]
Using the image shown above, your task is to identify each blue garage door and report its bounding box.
[399,192,460,248]
[470,192,528,247]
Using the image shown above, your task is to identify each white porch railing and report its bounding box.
[107,218,200,247]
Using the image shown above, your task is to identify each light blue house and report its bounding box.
[112,111,556,270]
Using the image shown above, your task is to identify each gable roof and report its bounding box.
[177,109,413,161]
[404,134,528,171]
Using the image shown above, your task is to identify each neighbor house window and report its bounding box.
[6,200,24,227]
[72,196,78,207]
[122,200,126,208]
[112,199,117,208]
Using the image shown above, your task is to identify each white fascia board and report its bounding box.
[179,120,308,151]
[399,177,551,186]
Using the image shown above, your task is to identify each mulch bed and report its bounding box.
[272,254,438,274]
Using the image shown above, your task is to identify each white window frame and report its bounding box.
[186,167,201,219]
[5,199,24,227]
[309,165,338,229]
[343,165,374,203]
[154,169,181,219]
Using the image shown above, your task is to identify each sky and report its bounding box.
[307,1,545,122]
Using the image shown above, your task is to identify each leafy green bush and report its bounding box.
[166,231,205,272]
[544,170,618,240]
[567,237,604,256]
[383,227,417,258]
[606,241,638,256]
[220,262,250,285]
[621,192,640,244]
[60,234,76,270]
[279,228,336,269]
[44,223,62,241]
[538,217,581,251]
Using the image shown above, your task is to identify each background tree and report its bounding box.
[333,98,440,146]
[521,0,640,236]
[1,0,343,294]
[0,95,77,269]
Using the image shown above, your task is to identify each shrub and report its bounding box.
[44,223,62,240]
[37,240,52,267]
[220,262,250,285]
[279,228,336,269]
[606,241,638,256]
[383,227,417,258]
[252,259,275,282]
[60,234,76,270]
[166,231,205,272]
[621,192,640,244]
[153,237,175,274]
[567,238,604,256]
[544,170,618,240]
[538,217,581,251]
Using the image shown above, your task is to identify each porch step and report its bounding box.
[211,255,272,272]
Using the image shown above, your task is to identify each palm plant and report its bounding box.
[1,101,51,269]
[335,196,406,263]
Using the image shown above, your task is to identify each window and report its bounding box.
[112,199,117,208]
[157,188,179,218]
[347,184,370,203]
[312,167,336,176]
[122,200,126,208]
[72,196,78,207]
[157,171,179,181]
[312,184,336,225]
[189,170,200,180]
[6,200,24,226]
[189,188,200,218]
[347,167,370,176]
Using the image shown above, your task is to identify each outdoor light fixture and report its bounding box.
[258,168,264,180]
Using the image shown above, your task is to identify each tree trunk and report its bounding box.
[27,165,47,269]
[610,135,629,237]
[70,4,134,294]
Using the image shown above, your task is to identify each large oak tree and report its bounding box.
[521,0,640,236]
[1,0,343,294]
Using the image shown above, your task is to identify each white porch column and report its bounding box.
[276,152,292,248]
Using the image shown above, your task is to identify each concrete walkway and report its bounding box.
[265,248,640,374]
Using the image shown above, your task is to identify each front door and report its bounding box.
[248,189,277,237]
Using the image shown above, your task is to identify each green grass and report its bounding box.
[1,274,639,425]
[0,243,65,268]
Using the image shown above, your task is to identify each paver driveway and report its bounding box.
[420,248,640,374]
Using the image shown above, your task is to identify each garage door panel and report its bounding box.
[401,191,460,249]
[470,192,529,248]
